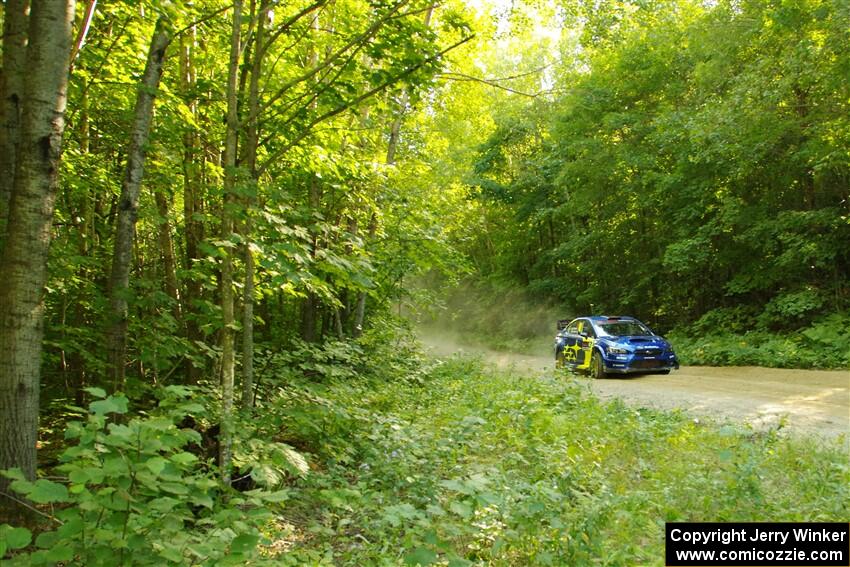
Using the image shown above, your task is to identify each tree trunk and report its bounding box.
[334,304,344,339]
[299,14,323,343]
[0,0,75,490]
[105,18,172,392]
[301,293,319,342]
[0,0,29,245]
[240,0,269,410]
[179,29,204,384]
[240,242,255,406]
[352,101,402,338]
[352,213,377,337]
[301,176,321,342]
[154,186,181,315]
[220,0,244,483]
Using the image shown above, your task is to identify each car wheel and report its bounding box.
[590,351,606,379]
[555,348,564,369]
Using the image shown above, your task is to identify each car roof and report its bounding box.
[585,315,638,323]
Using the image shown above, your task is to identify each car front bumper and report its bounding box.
[602,353,680,374]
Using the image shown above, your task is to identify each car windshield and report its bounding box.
[597,321,652,337]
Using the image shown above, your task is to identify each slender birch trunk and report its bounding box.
[301,177,322,342]
[352,102,402,338]
[0,0,75,489]
[300,13,322,342]
[106,17,172,392]
[220,0,244,483]
[240,0,269,409]
[179,29,205,383]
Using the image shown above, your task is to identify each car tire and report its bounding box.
[555,348,564,369]
[590,351,606,379]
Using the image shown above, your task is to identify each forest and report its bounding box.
[0,0,848,564]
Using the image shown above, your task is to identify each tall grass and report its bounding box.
[276,357,849,565]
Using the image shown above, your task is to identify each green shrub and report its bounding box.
[1,387,285,566]
[670,311,850,369]
[275,357,849,565]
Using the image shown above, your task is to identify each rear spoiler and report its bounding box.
[557,319,570,331]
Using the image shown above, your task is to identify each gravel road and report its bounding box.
[421,333,850,441]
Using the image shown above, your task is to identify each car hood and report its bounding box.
[599,335,670,350]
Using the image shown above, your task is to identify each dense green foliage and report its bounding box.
[1,387,289,565]
[6,354,845,565]
[1,329,418,564]
[1,0,478,551]
[275,356,848,564]
[38,0,473,394]
[2,0,848,563]
[456,0,850,359]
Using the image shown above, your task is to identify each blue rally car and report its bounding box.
[554,316,679,378]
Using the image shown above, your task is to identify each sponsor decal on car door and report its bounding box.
[575,321,594,370]
[563,322,580,364]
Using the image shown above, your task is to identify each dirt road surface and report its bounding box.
[421,333,850,441]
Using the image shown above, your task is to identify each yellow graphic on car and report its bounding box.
[563,343,580,362]
[576,338,594,370]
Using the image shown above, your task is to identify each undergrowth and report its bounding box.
[3,341,847,565]
[669,312,850,369]
[273,357,849,565]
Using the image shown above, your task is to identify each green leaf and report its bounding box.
[158,544,184,562]
[57,516,84,539]
[84,387,107,399]
[44,544,74,562]
[448,500,472,518]
[190,493,214,509]
[68,468,89,484]
[89,395,129,416]
[405,547,438,566]
[230,533,259,555]
[170,452,198,466]
[1,468,26,482]
[160,482,189,495]
[145,456,168,476]
[163,385,194,398]
[35,530,60,549]
[150,496,180,513]
[127,533,146,550]
[28,479,70,503]
[260,490,289,503]
[1,524,32,551]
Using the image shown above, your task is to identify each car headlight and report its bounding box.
[607,346,629,354]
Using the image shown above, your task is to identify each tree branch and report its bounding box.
[438,71,543,97]
[257,34,475,176]
[259,0,328,58]
[174,4,233,38]
[248,0,413,125]
[0,490,64,525]
[69,0,98,74]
